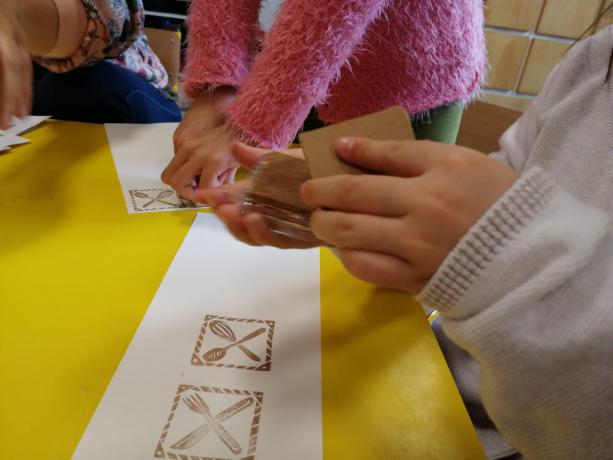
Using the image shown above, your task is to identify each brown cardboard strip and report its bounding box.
[299,106,415,178]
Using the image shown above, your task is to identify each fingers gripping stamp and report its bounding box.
[239,106,415,242]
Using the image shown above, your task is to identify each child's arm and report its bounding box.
[182,0,264,97]
[420,170,613,458]
[299,27,613,457]
[225,0,388,147]
[301,136,613,459]
[174,0,262,159]
[164,0,387,197]
[420,32,613,455]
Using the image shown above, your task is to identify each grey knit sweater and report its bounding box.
[420,27,613,459]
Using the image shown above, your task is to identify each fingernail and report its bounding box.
[335,137,354,156]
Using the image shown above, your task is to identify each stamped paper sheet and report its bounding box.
[72,213,322,460]
[105,123,206,214]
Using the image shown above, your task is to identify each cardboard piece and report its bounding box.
[456,101,522,154]
[300,106,415,178]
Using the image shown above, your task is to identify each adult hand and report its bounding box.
[0,1,32,128]
[163,87,238,199]
[300,138,519,293]
[199,142,316,249]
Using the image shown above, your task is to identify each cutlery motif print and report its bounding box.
[170,396,254,450]
[133,190,176,208]
[183,393,242,455]
[209,320,261,362]
[204,327,267,363]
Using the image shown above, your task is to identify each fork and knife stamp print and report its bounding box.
[129,188,196,212]
[155,385,263,460]
[155,316,275,459]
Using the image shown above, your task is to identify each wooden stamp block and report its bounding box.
[241,153,319,243]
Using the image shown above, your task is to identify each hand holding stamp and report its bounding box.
[239,107,415,243]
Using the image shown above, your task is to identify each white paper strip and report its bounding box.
[105,123,206,214]
[73,213,322,460]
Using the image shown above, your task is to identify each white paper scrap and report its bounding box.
[0,133,29,150]
[105,123,206,214]
[0,116,51,151]
[6,115,51,136]
[72,213,322,460]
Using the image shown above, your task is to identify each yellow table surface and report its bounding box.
[0,121,484,460]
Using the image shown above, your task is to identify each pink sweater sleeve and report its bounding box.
[226,0,387,148]
[183,0,262,97]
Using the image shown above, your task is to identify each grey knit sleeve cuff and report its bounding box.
[419,167,555,313]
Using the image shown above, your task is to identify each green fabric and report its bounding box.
[411,101,464,145]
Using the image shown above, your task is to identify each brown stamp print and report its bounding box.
[155,385,263,460]
[129,188,198,212]
[191,315,275,371]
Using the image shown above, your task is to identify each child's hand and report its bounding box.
[172,87,236,151]
[0,1,32,128]
[162,123,239,201]
[300,138,519,293]
[199,142,317,249]
[164,88,238,200]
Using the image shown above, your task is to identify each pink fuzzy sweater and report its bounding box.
[184,0,486,148]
